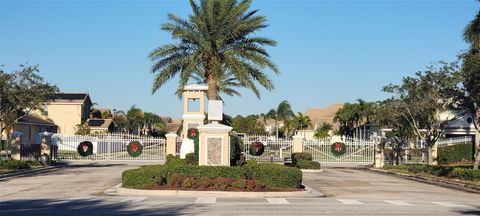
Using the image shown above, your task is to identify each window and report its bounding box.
[187,98,200,112]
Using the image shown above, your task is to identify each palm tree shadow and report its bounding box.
[456,206,480,215]
[0,198,203,216]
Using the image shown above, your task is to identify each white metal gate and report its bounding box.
[52,133,166,161]
[303,137,374,167]
[242,135,293,163]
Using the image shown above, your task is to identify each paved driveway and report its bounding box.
[0,163,479,215]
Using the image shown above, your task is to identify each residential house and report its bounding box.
[40,93,92,134]
[1,114,57,145]
[88,118,114,134]
[297,103,343,140]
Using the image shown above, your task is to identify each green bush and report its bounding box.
[0,160,31,170]
[295,160,321,169]
[383,164,409,170]
[291,152,313,165]
[438,143,473,164]
[253,164,302,189]
[448,168,480,181]
[185,153,197,165]
[122,161,303,190]
[406,164,431,174]
[165,155,187,166]
[230,135,244,166]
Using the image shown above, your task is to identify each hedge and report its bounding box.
[122,157,303,190]
[295,160,321,169]
[448,168,480,181]
[438,143,473,164]
[383,164,479,181]
[0,160,33,170]
[291,152,313,165]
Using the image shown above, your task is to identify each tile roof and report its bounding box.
[17,114,55,126]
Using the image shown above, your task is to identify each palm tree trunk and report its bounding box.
[473,120,480,170]
[275,119,278,139]
[207,75,219,100]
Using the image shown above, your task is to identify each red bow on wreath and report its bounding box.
[254,142,261,153]
[335,143,342,152]
[189,128,197,137]
[130,143,138,153]
[82,144,89,152]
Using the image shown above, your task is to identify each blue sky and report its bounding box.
[0,0,477,118]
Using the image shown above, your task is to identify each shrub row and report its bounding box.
[438,143,473,164]
[122,157,302,190]
[291,152,321,169]
[0,160,41,170]
[383,164,480,181]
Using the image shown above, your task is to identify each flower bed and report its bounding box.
[122,157,303,191]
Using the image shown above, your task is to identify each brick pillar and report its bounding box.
[11,132,23,160]
[292,135,304,153]
[165,133,178,156]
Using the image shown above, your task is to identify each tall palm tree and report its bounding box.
[150,0,279,100]
[264,100,294,138]
[464,2,480,48]
[127,105,145,136]
[176,70,242,101]
[292,112,313,133]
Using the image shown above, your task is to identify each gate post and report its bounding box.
[166,133,178,156]
[292,135,304,153]
[374,136,384,168]
[11,132,23,160]
[40,132,53,165]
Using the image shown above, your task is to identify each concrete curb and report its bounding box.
[0,165,64,180]
[371,168,480,193]
[301,169,324,173]
[104,183,324,198]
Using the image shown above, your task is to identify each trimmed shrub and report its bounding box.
[253,163,302,189]
[291,152,313,165]
[438,143,473,164]
[0,160,31,170]
[448,168,480,181]
[185,153,197,165]
[122,165,170,188]
[406,164,431,174]
[165,155,187,166]
[295,160,321,169]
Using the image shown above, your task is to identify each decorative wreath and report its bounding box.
[127,141,143,157]
[331,142,347,156]
[77,141,93,157]
[187,128,199,139]
[249,141,265,156]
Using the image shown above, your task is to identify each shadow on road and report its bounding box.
[0,198,202,216]
[456,206,480,215]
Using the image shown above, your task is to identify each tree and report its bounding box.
[126,106,145,136]
[232,115,267,135]
[74,122,90,135]
[150,0,279,100]
[461,4,480,169]
[144,112,166,136]
[383,62,460,165]
[313,122,333,139]
[292,112,312,132]
[334,103,357,137]
[0,65,58,143]
[264,100,294,138]
[112,110,128,132]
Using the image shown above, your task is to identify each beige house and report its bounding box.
[88,118,114,134]
[40,93,93,134]
[1,114,57,145]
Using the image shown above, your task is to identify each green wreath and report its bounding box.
[331,142,347,156]
[77,141,93,157]
[127,141,143,157]
[187,128,199,162]
[249,141,265,156]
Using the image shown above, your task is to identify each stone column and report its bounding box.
[292,135,304,153]
[197,122,232,166]
[40,132,53,165]
[374,137,384,168]
[11,132,23,160]
[165,133,178,156]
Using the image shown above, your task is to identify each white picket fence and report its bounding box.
[436,136,472,147]
[303,137,375,167]
[242,135,293,163]
[52,133,166,161]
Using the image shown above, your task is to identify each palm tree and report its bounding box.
[264,100,294,138]
[150,0,279,100]
[313,122,333,139]
[292,112,313,136]
[176,70,242,101]
[127,105,145,136]
[464,3,480,48]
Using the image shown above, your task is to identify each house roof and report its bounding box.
[17,114,56,126]
[48,92,92,105]
[166,122,182,133]
[305,103,343,129]
[88,118,113,129]
[161,116,173,123]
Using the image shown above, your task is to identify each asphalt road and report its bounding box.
[0,162,479,215]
